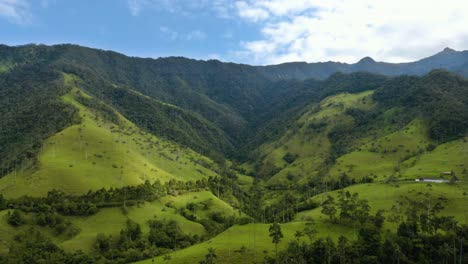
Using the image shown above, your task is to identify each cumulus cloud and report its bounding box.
[235,1,269,22]
[159,26,179,40]
[185,30,206,41]
[159,26,207,42]
[0,0,32,24]
[234,0,468,64]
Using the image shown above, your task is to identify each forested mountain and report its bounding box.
[259,47,468,80]
[1,44,468,264]
[2,43,468,164]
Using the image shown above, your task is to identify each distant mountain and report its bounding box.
[1,43,468,171]
[258,47,468,80]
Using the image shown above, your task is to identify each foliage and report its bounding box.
[0,65,79,177]
[199,248,217,264]
[373,70,468,142]
[7,210,25,226]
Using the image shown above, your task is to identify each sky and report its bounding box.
[1,0,468,65]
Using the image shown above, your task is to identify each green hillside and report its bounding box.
[296,182,468,224]
[251,90,374,185]
[252,86,468,187]
[0,75,219,197]
[0,189,242,254]
[134,222,311,264]
[131,181,468,264]
[1,44,468,264]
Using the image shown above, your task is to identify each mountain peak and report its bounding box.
[357,56,376,64]
[441,47,456,53]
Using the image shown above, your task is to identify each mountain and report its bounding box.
[258,47,468,80]
[0,44,468,264]
[249,70,468,186]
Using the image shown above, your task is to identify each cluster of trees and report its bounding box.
[0,173,254,263]
[0,228,98,264]
[320,191,383,228]
[373,70,468,142]
[6,209,80,237]
[93,218,199,263]
[266,191,467,264]
[268,223,468,264]
[3,175,241,216]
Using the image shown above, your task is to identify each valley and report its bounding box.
[0,44,467,263]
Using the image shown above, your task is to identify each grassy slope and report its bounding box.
[61,191,234,253]
[159,191,243,220]
[296,182,468,227]
[0,77,219,198]
[134,222,303,264]
[134,219,357,264]
[328,119,432,181]
[252,91,468,185]
[402,137,468,178]
[253,91,374,185]
[0,190,240,254]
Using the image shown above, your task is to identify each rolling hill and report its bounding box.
[1,44,468,264]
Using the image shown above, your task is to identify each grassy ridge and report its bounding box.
[134,222,306,264]
[296,182,468,226]
[252,91,468,186]
[0,190,240,254]
[251,91,374,185]
[134,220,358,264]
[0,78,219,198]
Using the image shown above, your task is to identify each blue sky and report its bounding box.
[1,0,468,65]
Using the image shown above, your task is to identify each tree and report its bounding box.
[163,254,172,263]
[373,210,385,229]
[355,199,371,225]
[337,235,348,264]
[0,194,6,210]
[199,247,217,264]
[269,222,284,260]
[304,222,318,242]
[282,152,296,164]
[294,230,304,241]
[321,195,337,223]
[95,233,112,253]
[8,210,25,226]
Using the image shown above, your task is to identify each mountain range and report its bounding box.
[0,44,468,264]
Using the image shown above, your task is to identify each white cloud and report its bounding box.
[235,1,269,22]
[127,0,146,16]
[159,27,206,42]
[234,0,468,64]
[185,30,206,41]
[159,26,178,40]
[0,0,32,24]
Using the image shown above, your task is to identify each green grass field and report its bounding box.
[0,79,219,198]
[296,181,468,227]
[402,137,468,179]
[328,119,434,182]
[134,219,359,264]
[134,222,304,264]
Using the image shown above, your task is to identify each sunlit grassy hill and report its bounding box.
[0,75,219,198]
[250,90,468,187]
[0,189,242,254]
